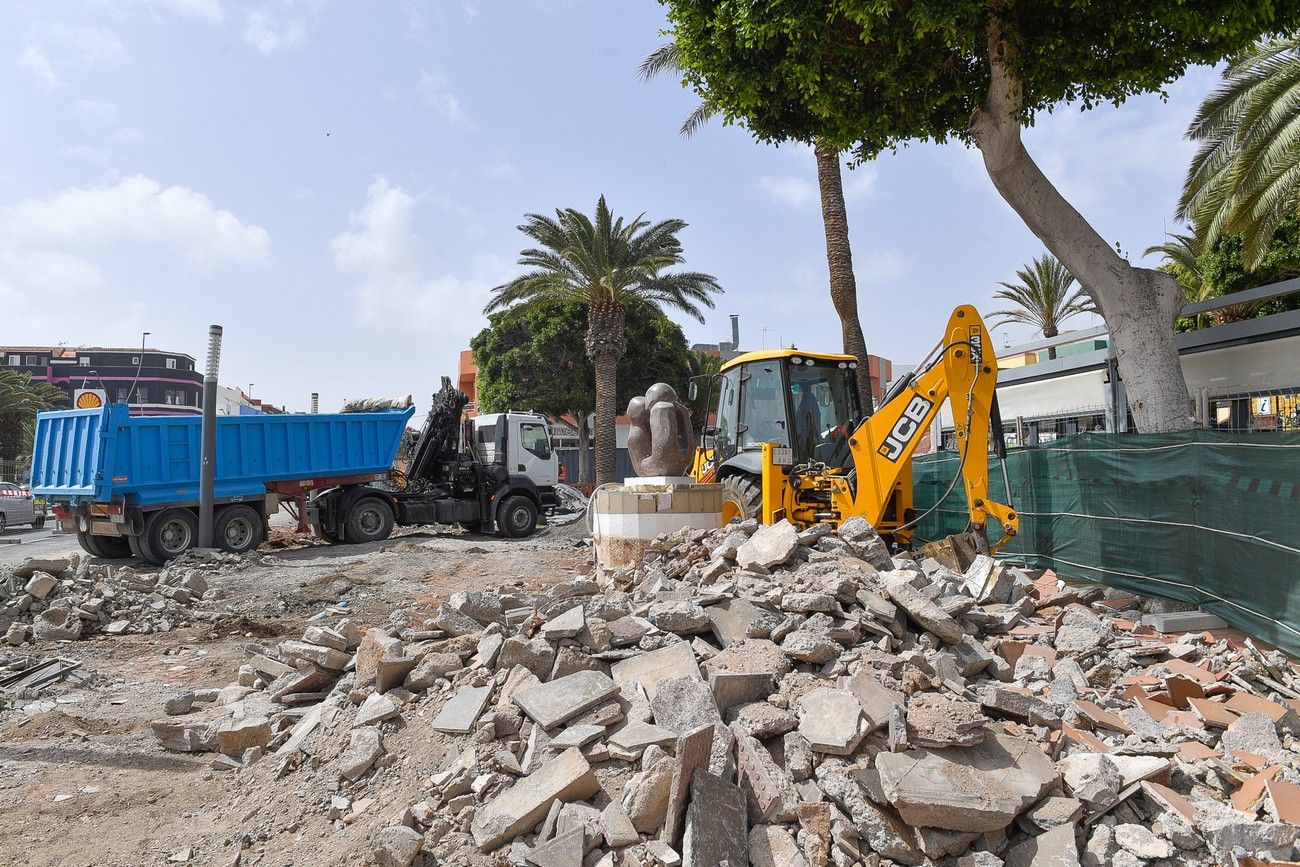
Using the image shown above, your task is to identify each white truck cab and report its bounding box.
[471,411,559,488]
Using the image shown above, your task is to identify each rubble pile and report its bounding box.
[0,553,226,645]
[153,518,1299,866]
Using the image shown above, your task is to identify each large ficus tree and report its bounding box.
[661,1,1295,432]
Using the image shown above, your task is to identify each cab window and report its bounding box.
[739,363,788,448]
[519,423,551,459]
[713,368,740,459]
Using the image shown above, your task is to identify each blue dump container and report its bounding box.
[31,403,415,508]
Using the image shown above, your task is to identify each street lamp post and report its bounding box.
[198,325,223,549]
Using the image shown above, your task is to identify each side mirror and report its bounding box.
[687,381,699,401]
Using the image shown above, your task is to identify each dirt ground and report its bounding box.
[0,525,591,867]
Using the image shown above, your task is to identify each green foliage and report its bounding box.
[485,195,721,327]
[0,370,65,461]
[1180,36,1300,270]
[988,254,1096,342]
[1146,217,1300,330]
[470,297,693,415]
[661,1,1291,160]
[685,350,723,437]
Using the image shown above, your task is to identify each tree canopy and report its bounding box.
[470,296,694,417]
[661,2,1290,159]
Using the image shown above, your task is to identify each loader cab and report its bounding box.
[471,412,559,488]
[703,349,863,475]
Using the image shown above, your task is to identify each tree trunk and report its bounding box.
[969,27,1193,433]
[1044,327,1058,361]
[586,300,628,486]
[574,410,593,484]
[814,140,875,416]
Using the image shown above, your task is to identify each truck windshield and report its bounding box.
[787,361,859,469]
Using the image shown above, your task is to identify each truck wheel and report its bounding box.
[77,529,106,556]
[498,495,538,538]
[144,508,199,564]
[32,517,46,529]
[97,535,133,558]
[720,474,761,524]
[345,497,394,544]
[215,505,265,554]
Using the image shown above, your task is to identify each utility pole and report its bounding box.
[198,325,222,549]
[310,393,319,414]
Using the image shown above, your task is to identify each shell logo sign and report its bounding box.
[73,388,107,409]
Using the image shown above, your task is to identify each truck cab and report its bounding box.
[471,412,559,489]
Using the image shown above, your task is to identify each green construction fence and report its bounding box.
[911,431,1300,657]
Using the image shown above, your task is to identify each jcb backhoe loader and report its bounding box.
[689,305,1019,552]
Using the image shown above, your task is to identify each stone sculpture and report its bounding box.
[626,383,694,478]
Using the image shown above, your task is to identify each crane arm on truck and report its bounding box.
[758,304,1020,552]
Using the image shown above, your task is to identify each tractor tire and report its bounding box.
[497,495,538,539]
[720,473,761,524]
[143,508,199,565]
[215,504,265,555]
[344,497,394,544]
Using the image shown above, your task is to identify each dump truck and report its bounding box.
[31,379,568,563]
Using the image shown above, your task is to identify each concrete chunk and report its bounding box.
[881,573,964,643]
[681,769,747,867]
[513,670,619,731]
[796,687,867,755]
[736,520,799,570]
[649,675,722,736]
[471,748,600,852]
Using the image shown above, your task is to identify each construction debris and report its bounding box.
[135,518,1299,866]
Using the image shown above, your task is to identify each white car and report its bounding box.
[0,482,45,533]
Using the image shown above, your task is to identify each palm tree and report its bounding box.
[486,197,721,484]
[989,255,1097,359]
[1144,232,1262,328]
[1179,35,1300,271]
[0,370,65,462]
[640,43,875,415]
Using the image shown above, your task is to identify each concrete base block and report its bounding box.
[1141,611,1228,634]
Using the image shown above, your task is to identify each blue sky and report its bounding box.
[1,0,1219,412]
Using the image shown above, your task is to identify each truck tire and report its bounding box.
[32,517,46,529]
[215,504,265,554]
[498,495,538,539]
[77,529,105,556]
[344,497,394,544]
[127,531,153,562]
[720,473,761,524]
[144,508,199,564]
[97,535,133,558]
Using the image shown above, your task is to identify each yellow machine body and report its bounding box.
[690,305,1018,551]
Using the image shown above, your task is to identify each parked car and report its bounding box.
[0,482,45,532]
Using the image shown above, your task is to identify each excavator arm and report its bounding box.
[761,305,1019,551]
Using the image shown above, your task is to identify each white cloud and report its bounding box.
[18,25,127,90]
[332,178,495,338]
[141,0,225,22]
[481,158,518,179]
[17,45,59,90]
[0,175,269,266]
[111,127,146,143]
[756,175,818,209]
[855,250,905,285]
[418,71,469,126]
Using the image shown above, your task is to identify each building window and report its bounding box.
[80,356,90,365]
[116,388,129,402]
[7,355,19,366]
[166,358,177,369]
[24,355,39,365]
[137,387,149,403]
[132,356,140,365]
[164,389,192,406]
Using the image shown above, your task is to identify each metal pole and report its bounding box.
[198,325,222,549]
[310,392,319,414]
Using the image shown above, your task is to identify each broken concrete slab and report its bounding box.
[431,684,493,734]
[736,520,799,571]
[681,768,748,867]
[906,691,986,748]
[876,727,1058,832]
[662,723,714,848]
[839,669,904,731]
[1003,822,1080,867]
[513,670,620,731]
[610,641,701,702]
[338,727,383,781]
[471,748,600,852]
[1141,610,1228,633]
[705,598,780,647]
[649,675,722,736]
[796,687,867,755]
[881,573,964,643]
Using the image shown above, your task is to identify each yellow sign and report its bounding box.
[74,388,107,409]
